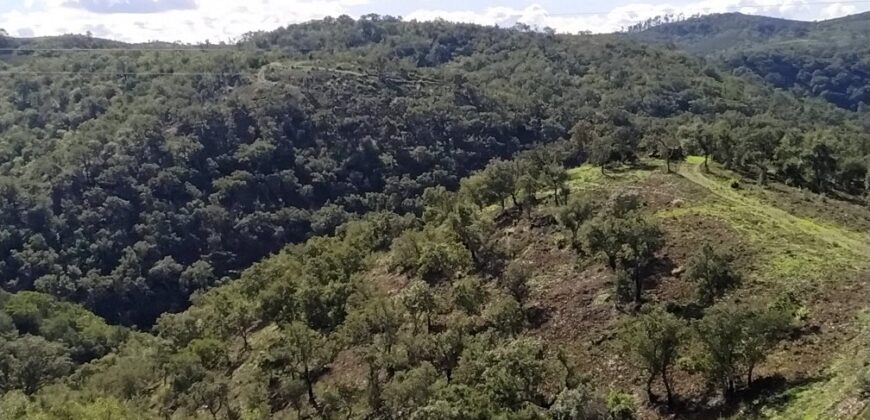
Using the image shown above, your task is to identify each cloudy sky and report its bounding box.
[0,0,867,43]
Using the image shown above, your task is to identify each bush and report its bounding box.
[483,294,524,335]
[605,390,637,420]
[389,230,423,274]
[549,386,607,420]
[685,244,740,306]
[418,240,471,283]
[390,229,471,282]
[499,261,532,303]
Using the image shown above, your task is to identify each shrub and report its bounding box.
[605,389,637,420]
[685,244,740,306]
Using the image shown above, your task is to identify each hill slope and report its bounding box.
[7,154,870,419]
[630,13,812,54]
[2,16,870,419]
[630,12,870,110]
[2,17,866,326]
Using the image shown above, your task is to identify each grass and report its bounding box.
[659,158,869,282]
[562,157,870,419]
[648,157,870,419]
[762,311,870,420]
[566,163,656,192]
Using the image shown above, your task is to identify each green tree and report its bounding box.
[0,312,14,337]
[581,213,664,306]
[695,302,791,397]
[185,372,237,420]
[415,234,471,282]
[483,294,525,336]
[459,172,499,210]
[619,306,684,407]
[261,322,335,412]
[741,306,792,386]
[642,130,681,173]
[684,244,740,306]
[836,157,866,194]
[588,136,614,174]
[447,205,504,274]
[741,127,781,185]
[475,337,558,410]
[0,335,73,394]
[540,162,570,205]
[680,123,715,172]
[557,197,597,250]
[199,286,259,353]
[401,280,437,333]
[487,159,523,208]
[453,277,487,316]
[804,142,837,192]
[341,295,405,415]
[382,363,444,418]
[499,261,532,304]
[422,186,457,225]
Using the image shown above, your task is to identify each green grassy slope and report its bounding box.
[670,159,870,419]
[551,158,870,418]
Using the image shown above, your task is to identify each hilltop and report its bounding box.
[629,12,870,110]
[630,11,870,54]
[628,13,812,53]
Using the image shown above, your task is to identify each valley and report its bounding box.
[1,12,870,419]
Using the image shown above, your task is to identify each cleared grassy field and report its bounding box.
[558,157,870,418]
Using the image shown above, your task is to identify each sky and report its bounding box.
[0,0,867,43]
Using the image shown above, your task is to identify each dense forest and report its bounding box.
[631,12,870,111]
[2,13,870,419]
[1,16,868,327]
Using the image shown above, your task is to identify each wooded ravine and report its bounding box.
[2,13,870,419]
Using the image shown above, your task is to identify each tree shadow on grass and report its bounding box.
[675,373,828,420]
[639,254,678,303]
[666,301,706,320]
[606,161,661,175]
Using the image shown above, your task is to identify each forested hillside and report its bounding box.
[631,12,870,110]
[2,14,870,419]
[5,144,870,419]
[3,16,865,327]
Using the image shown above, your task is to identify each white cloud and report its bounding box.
[406,0,859,34]
[1,0,865,43]
[64,0,197,14]
[1,0,368,43]
[821,2,857,18]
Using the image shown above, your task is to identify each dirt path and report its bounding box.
[677,159,869,255]
[677,158,870,419]
[256,61,369,83]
